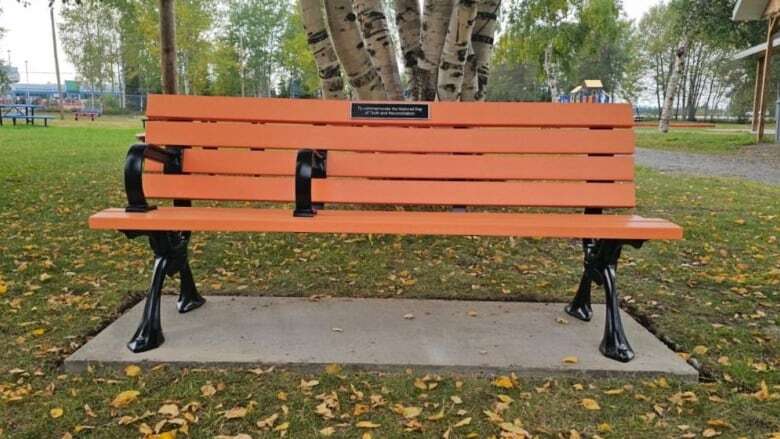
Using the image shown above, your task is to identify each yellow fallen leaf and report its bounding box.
[325,363,342,375]
[569,430,582,439]
[692,345,709,355]
[200,384,216,397]
[562,356,579,364]
[401,406,422,419]
[707,419,731,428]
[319,426,336,436]
[110,390,140,408]
[450,395,463,404]
[277,391,288,401]
[581,398,601,411]
[496,394,513,404]
[148,432,176,439]
[702,428,721,437]
[353,403,369,416]
[754,381,770,401]
[257,413,279,429]
[356,421,381,429]
[427,409,444,421]
[604,388,624,395]
[453,417,472,427]
[597,422,612,433]
[483,410,503,423]
[124,365,141,377]
[158,403,179,417]
[499,422,525,433]
[50,407,64,418]
[273,422,289,432]
[224,406,248,419]
[493,376,514,389]
[361,433,373,439]
[0,281,7,295]
[31,328,46,337]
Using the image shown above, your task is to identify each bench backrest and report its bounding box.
[143,95,636,210]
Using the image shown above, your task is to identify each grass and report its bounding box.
[0,119,779,438]
[635,128,760,154]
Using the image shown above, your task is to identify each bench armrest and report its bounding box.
[293,149,327,217]
[125,144,182,213]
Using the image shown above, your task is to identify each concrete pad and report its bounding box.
[65,296,697,381]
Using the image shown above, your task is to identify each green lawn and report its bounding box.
[1,120,778,438]
[636,128,760,154]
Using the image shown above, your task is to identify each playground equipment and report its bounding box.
[560,80,611,104]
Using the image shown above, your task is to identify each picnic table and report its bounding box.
[0,104,53,127]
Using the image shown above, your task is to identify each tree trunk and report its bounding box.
[437,0,477,101]
[159,0,177,95]
[324,0,387,100]
[543,44,561,102]
[466,0,499,101]
[300,0,346,99]
[420,0,455,100]
[461,47,478,101]
[393,0,423,99]
[354,0,404,100]
[659,38,688,133]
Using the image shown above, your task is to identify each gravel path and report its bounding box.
[636,145,780,186]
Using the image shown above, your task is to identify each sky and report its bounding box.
[0,0,661,85]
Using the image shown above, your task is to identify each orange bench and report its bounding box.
[90,95,683,362]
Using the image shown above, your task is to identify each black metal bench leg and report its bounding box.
[596,240,635,363]
[127,255,168,353]
[177,260,205,313]
[565,239,595,321]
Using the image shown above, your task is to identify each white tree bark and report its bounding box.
[393,0,423,99]
[324,0,387,100]
[437,0,478,101]
[659,38,688,133]
[461,47,478,101]
[420,0,455,100]
[469,0,500,101]
[354,0,404,100]
[543,44,561,102]
[300,0,346,99]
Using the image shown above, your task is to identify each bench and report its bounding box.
[0,115,54,127]
[89,95,683,362]
[75,108,101,121]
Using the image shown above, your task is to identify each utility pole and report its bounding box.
[24,60,29,82]
[50,7,65,120]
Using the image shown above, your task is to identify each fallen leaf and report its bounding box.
[50,408,64,418]
[224,406,248,419]
[403,313,415,320]
[148,432,176,439]
[356,421,381,429]
[427,409,444,421]
[124,365,141,377]
[401,406,422,419]
[257,413,279,429]
[702,428,721,437]
[692,345,709,355]
[273,422,289,432]
[453,417,472,427]
[31,328,46,337]
[493,376,514,389]
[200,384,216,398]
[158,404,179,418]
[319,426,336,436]
[581,398,601,411]
[325,363,342,375]
[450,395,463,404]
[110,390,140,408]
[562,356,578,364]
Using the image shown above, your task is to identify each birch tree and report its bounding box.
[300,0,346,98]
[354,0,404,99]
[324,0,387,99]
[298,0,502,102]
[437,0,478,101]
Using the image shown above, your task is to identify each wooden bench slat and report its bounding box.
[145,121,635,154]
[142,174,636,208]
[146,95,634,128]
[145,149,635,181]
[90,208,682,240]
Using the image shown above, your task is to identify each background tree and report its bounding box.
[0,5,8,94]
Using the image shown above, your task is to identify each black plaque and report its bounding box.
[351,102,430,120]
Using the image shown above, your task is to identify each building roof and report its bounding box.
[732,33,780,59]
[583,80,603,89]
[732,0,780,21]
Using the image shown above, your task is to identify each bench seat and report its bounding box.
[90,208,682,240]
